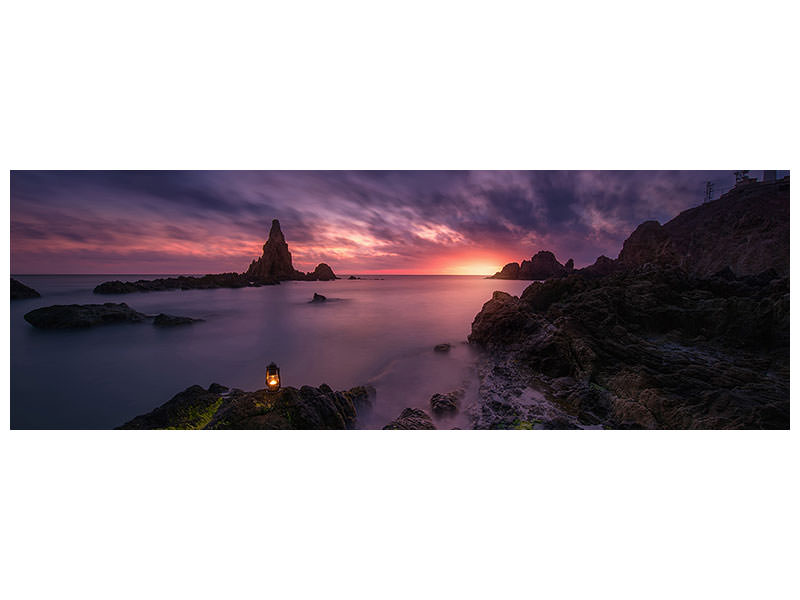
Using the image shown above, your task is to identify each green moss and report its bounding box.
[512,418,540,430]
[170,397,224,430]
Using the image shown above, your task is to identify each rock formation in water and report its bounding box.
[490,250,574,280]
[119,382,375,429]
[24,303,201,329]
[95,272,252,294]
[245,219,302,281]
[245,220,337,283]
[11,278,41,299]
[24,303,148,328]
[430,390,462,416]
[382,407,437,430]
[469,175,790,430]
[153,313,204,327]
[95,219,336,294]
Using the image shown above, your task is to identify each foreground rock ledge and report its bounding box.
[119,383,376,429]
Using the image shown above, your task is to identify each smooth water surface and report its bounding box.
[10,275,531,429]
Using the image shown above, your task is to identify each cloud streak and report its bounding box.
[10,170,779,274]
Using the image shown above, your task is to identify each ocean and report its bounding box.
[10,274,531,429]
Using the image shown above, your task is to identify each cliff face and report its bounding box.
[469,176,790,430]
[661,177,789,277]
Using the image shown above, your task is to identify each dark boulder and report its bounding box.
[153,313,203,327]
[24,303,147,329]
[430,390,463,416]
[383,408,436,430]
[311,293,327,303]
[11,278,41,300]
[433,343,451,352]
[307,263,337,281]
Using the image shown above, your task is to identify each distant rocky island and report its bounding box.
[94,219,335,294]
[490,251,574,280]
[470,175,790,429]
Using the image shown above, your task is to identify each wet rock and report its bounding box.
[119,383,375,429]
[153,313,203,327]
[311,293,327,303]
[470,178,790,430]
[11,278,41,300]
[383,408,436,430]
[24,303,147,329]
[433,343,451,352]
[430,390,463,416]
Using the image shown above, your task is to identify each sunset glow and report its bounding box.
[10,170,775,275]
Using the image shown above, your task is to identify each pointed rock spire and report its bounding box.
[246,219,298,282]
[244,219,337,282]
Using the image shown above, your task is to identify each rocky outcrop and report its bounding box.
[470,177,790,430]
[613,176,790,277]
[492,262,521,280]
[153,313,203,327]
[383,408,437,430]
[245,219,302,282]
[660,177,790,277]
[24,303,148,329]
[119,382,376,429]
[311,293,327,303]
[11,278,41,300]
[24,303,202,329]
[617,220,678,268]
[470,267,789,429]
[94,272,256,294]
[491,250,574,280]
[95,219,337,294]
[430,390,463,416]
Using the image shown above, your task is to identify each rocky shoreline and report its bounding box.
[469,176,790,429]
[119,382,376,429]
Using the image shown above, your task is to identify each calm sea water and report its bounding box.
[10,274,531,429]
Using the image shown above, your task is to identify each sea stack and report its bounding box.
[245,219,337,282]
[245,219,300,282]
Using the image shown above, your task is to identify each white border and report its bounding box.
[2,2,797,600]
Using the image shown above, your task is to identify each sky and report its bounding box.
[9,170,787,275]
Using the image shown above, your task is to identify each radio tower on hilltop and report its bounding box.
[704,181,714,203]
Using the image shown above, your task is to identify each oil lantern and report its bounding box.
[266,362,281,392]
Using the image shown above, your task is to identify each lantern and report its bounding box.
[266,362,281,392]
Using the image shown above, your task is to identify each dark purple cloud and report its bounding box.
[10,170,786,274]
